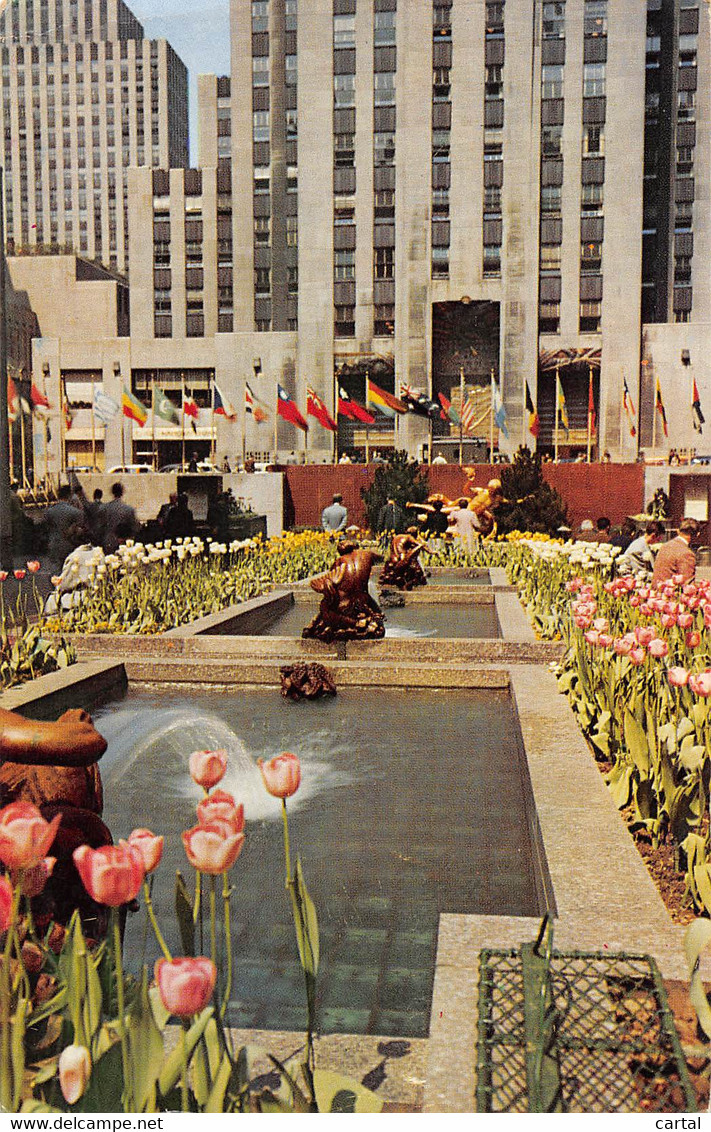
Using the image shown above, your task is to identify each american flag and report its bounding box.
[461,393,477,434]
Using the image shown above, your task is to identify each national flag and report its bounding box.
[183,395,199,419]
[655,377,668,438]
[622,378,637,438]
[30,383,50,410]
[213,383,237,420]
[366,378,408,418]
[94,389,120,424]
[492,378,509,439]
[438,391,461,426]
[556,374,569,432]
[588,369,597,435]
[153,388,180,424]
[122,387,148,427]
[246,382,269,423]
[20,397,31,415]
[277,384,308,431]
[693,377,705,434]
[7,375,19,423]
[400,383,440,420]
[525,382,540,439]
[461,393,478,435]
[338,386,375,424]
[307,386,337,431]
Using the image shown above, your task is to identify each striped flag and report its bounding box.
[525,382,540,439]
[556,373,569,432]
[588,368,597,435]
[655,377,668,438]
[461,393,478,434]
[438,391,461,426]
[338,386,375,424]
[693,377,705,434]
[122,387,148,427]
[366,378,408,418]
[246,382,269,422]
[307,386,337,431]
[622,378,637,438]
[213,383,237,420]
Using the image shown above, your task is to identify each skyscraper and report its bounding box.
[0,0,189,272]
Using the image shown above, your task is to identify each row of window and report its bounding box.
[432,2,454,279]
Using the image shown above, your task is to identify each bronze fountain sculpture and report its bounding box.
[302,539,385,641]
[379,527,428,592]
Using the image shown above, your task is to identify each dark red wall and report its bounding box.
[282,462,645,532]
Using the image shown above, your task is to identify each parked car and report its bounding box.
[690,455,711,466]
[157,462,221,474]
[107,464,151,474]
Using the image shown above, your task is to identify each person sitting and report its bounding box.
[652,517,699,586]
[610,518,637,552]
[45,484,85,564]
[618,520,664,577]
[380,527,428,591]
[156,492,178,531]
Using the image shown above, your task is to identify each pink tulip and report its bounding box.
[257,752,302,799]
[629,595,641,607]
[584,630,600,647]
[592,617,609,633]
[613,638,632,656]
[677,613,693,629]
[635,627,654,647]
[597,633,613,648]
[58,1045,92,1105]
[12,569,25,581]
[686,631,701,649]
[26,561,40,574]
[629,647,646,666]
[0,802,61,871]
[127,829,164,875]
[14,856,55,898]
[660,614,677,630]
[668,667,690,687]
[574,616,592,629]
[50,575,62,587]
[690,671,711,697]
[648,638,669,658]
[182,822,245,875]
[671,573,685,586]
[188,749,228,790]
[0,875,13,932]
[73,843,145,906]
[155,957,217,1017]
[197,790,244,833]
[0,572,7,582]
[565,578,582,593]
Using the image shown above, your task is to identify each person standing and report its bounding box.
[448,498,482,554]
[651,518,699,586]
[86,488,107,547]
[322,493,348,531]
[377,497,405,533]
[102,482,140,551]
[45,485,84,564]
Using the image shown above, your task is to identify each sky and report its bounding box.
[130,0,232,160]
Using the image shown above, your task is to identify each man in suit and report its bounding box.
[651,517,700,586]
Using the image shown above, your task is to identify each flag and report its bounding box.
[461,393,478,435]
[622,378,637,438]
[30,383,50,409]
[153,388,180,424]
[122,387,148,427]
[338,386,375,424]
[213,383,237,420]
[556,374,569,432]
[20,397,31,415]
[525,382,540,439]
[277,384,308,431]
[183,395,199,419]
[94,389,119,424]
[246,382,269,423]
[7,375,19,423]
[366,378,408,418]
[492,378,509,439]
[693,377,705,434]
[655,377,668,438]
[400,384,440,420]
[438,391,461,426]
[307,386,337,431]
[588,369,597,435]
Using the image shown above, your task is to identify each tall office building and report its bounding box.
[0,0,189,273]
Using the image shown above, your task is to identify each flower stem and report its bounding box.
[209,876,217,969]
[180,1024,188,1113]
[221,871,232,1019]
[281,799,292,886]
[143,879,171,961]
[0,884,20,1112]
[111,909,132,1113]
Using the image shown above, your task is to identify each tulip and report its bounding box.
[671,573,685,586]
[629,647,646,666]
[13,856,55,899]
[629,595,641,607]
[127,829,164,875]
[660,613,677,631]
[686,631,701,649]
[0,572,7,582]
[677,612,693,629]
[648,638,669,659]
[73,843,145,906]
[584,630,600,647]
[182,822,245,875]
[0,875,13,932]
[690,671,711,696]
[592,617,609,633]
[597,633,613,648]
[635,627,654,647]
[0,802,61,871]
[12,569,24,581]
[668,666,690,687]
[197,790,244,833]
[257,752,302,799]
[58,1045,92,1105]
[26,561,40,574]
[188,749,228,790]
[613,637,632,656]
[154,956,217,1017]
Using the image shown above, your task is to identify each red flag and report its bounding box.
[307,386,337,432]
[183,395,199,419]
[338,386,375,424]
[588,370,596,435]
[277,384,308,431]
[525,382,540,439]
[7,375,19,423]
[30,382,50,409]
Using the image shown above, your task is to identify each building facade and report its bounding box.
[0,0,189,272]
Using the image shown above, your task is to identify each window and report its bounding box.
[581,241,602,270]
[484,186,502,213]
[541,126,563,156]
[539,302,560,333]
[335,134,355,167]
[374,73,395,105]
[580,300,601,332]
[286,215,298,246]
[486,2,504,37]
[582,124,604,155]
[675,255,692,282]
[286,109,297,139]
[433,67,451,101]
[254,216,270,245]
[432,129,450,155]
[254,267,271,294]
[375,189,395,218]
[252,110,269,141]
[333,14,355,47]
[432,245,449,277]
[252,56,269,86]
[335,206,355,224]
[254,168,270,193]
[432,188,449,215]
[185,240,202,264]
[335,305,355,336]
[334,249,355,280]
[285,0,297,32]
[485,65,503,100]
[374,11,396,46]
[285,54,297,84]
[374,132,395,166]
[541,185,562,214]
[540,244,561,271]
[251,0,268,32]
[581,182,603,211]
[287,265,298,293]
[677,146,694,175]
[287,165,298,192]
[678,89,696,120]
[374,305,394,336]
[154,289,171,312]
[483,246,501,276]
[334,74,355,106]
[374,246,394,279]
[542,2,565,39]
[583,63,605,97]
[584,1,607,37]
[542,65,564,99]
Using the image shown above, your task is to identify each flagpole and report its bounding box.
[489,369,495,463]
[652,380,658,453]
[459,367,464,465]
[586,365,592,464]
[364,370,370,465]
[91,380,96,470]
[121,398,126,467]
[554,364,560,465]
[210,379,216,464]
[151,384,156,471]
[333,370,339,465]
[181,374,186,468]
[19,401,27,489]
[273,381,278,463]
[242,385,247,468]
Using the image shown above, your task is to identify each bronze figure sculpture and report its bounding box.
[280,663,338,700]
[302,540,385,641]
[380,528,428,591]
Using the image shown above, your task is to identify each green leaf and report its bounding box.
[71,1041,124,1114]
[313,1070,384,1114]
[290,858,320,977]
[175,872,195,957]
[679,736,707,774]
[158,1007,213,1097]
[127,970,164,1111]
[606,763,633,809]
[11,998,29,1111]
[686,919,711,1039]
[205,1052,232,1113]
[623,710,650,777]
